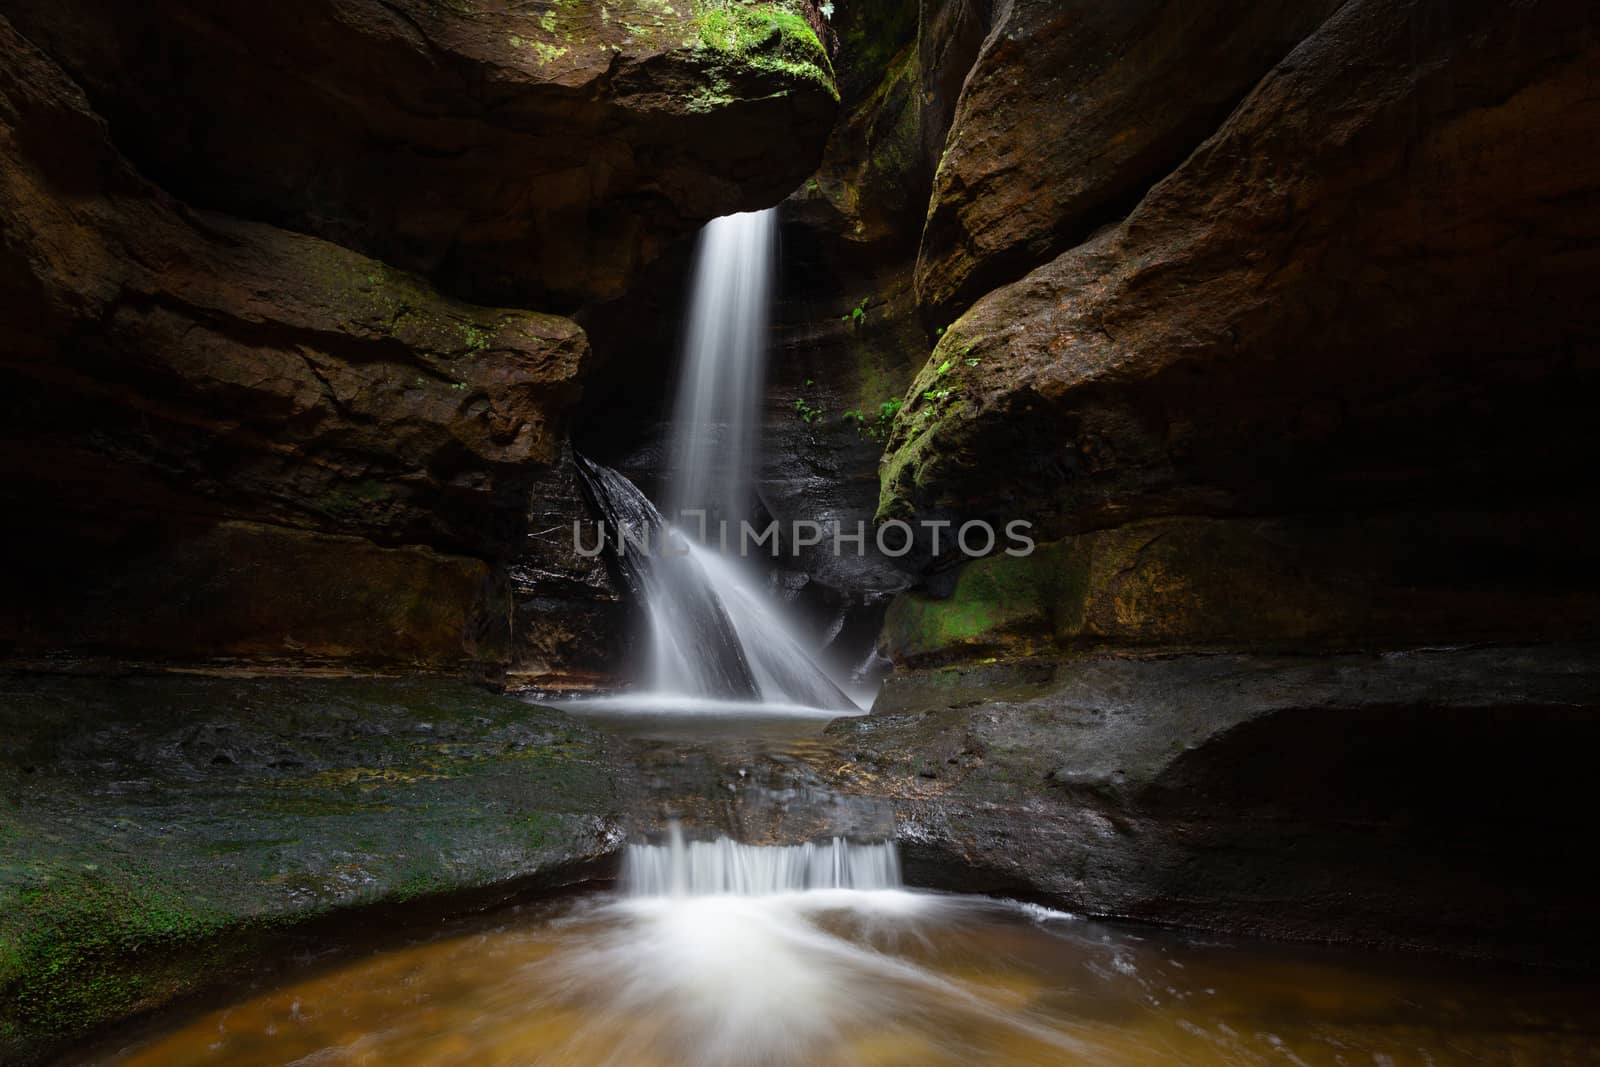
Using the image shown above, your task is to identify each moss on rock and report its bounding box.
[0,674,623,1062]
[692,1,837,98]
[880,511,1600,666]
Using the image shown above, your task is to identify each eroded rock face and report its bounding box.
[882,0,1600,542]
[785,0,984,253]
[1,19,586,669]
[2,0,839,308]
[823,645,1600,966]
[914,0,1342,319]
[2,1,840,675]
[878,511,1600,667]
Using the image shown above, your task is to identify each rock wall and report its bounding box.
[813,0,1600,959]
[915,0,1345,318]
[871,0,1600,662]
[881,0,1600,551]
[0,4,837,678]
[824,644,1600,966]
[2,0,838,309]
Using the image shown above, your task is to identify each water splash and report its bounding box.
[576,455,856,710]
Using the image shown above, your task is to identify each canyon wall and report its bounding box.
[815,0,1600,961]
[0,2,838,680]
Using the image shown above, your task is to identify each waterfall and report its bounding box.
[576,454,855,709]
[667,210,776,527]
[574,207,857,712]
[622,824,902,897]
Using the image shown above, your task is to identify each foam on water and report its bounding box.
[622,824,902,897]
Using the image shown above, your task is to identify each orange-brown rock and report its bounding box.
[2,0,839,308]
[1,18,587,669]
[915,0,1345,320]
[883,0,1600,541]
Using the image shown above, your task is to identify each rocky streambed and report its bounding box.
[0,673,623,1061]
[8,646,1600,1061]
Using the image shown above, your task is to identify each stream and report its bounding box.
[90,710,1600,1067]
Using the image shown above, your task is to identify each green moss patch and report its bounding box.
[880,541,1093,663]
[693,1,837,98]
[0,674,622,1062]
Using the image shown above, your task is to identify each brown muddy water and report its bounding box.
[85,885,1600,1066]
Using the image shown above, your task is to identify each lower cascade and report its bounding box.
[576,454,858,710]
[622,825,902,897]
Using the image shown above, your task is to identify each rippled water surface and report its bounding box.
[95,888,1600,1066]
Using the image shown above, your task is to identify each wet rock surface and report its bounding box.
[565,710,895,847]
[0,673,626,1063]
[507,448,627,691]
[818,644,1600,967]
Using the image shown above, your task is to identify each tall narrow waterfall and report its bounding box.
[576,208,858,712]
[668,210,776,526]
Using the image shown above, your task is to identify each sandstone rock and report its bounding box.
[2,0,837,308]
[882,0,1600,540]
[915,0,1342,319]
[825,644,1600,967]
[0,19,587,669]
[880,511,1600,666]
[3,521,510,670]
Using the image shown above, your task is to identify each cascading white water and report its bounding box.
[576,457,855,709]
[574,208,859,712]
[667,210,775,527]
[622,823,902,897]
